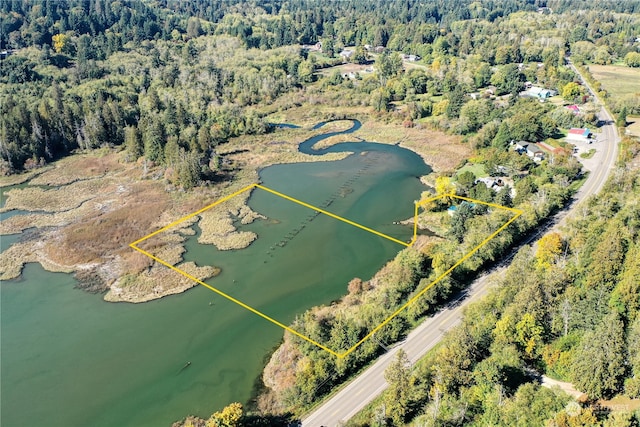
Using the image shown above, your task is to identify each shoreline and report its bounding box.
[0,117,467,304]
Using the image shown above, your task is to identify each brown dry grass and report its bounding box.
[1,104,468,303]
[0,242,38,280]
[202,231,258,251]
[44,181,170,266]
[0,239,74,281]
[1,130,349,301]
[356,120,469,172]
[274,118,469,173]
[312,119,357,133]
[194,189,268,250]
[0,142,331,301]
[307,133,356,149]
[29,151,124,186]
[316,63,373,77]
[0,167,51,187]
[220,127,348,170]
[266,96,468,172]
[264,104,371,128]
[411,234,446,253]
[416,210,450,236]
[0,212,55,234]
[195,189,256,250]
[262,336,303,393]
[103,261,219,303]
[259,333,304,414]
[0,178,115,213]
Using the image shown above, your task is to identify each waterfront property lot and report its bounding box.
[131,183,413,357]
[131,186,521,357]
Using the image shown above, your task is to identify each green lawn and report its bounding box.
[547,95,565,106]
[456,163,488,178]
[580,148,596,159]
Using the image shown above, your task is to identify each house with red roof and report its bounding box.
[566,128,592,143]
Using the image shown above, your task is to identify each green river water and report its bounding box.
[0,121,430,426]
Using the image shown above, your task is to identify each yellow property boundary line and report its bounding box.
[130,185,522,358]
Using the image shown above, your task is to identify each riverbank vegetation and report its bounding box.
[255,122,581,416]
[347,135,640,427]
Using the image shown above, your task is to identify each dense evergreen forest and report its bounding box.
[1,0,639,179]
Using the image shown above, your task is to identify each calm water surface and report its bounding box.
[0,121,430,426]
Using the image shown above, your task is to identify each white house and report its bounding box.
[526,144,545,161]
[476,177,505,191]
[339,50,354,60]
[526,86,557,100]
[566,128,592,143]
[402,54,421,62]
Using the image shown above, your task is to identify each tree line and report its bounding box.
[2,0,639,177]
[348,136,640,427]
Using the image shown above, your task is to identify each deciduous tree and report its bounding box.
[384,349,411,425]
[206,402,243,427]
[624,52,640,68]
[52,33,71,54]
[535,232,563,270]
[571,313,626,399]
[562,82,584,102]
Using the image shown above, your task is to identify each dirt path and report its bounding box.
[541,375,587,400]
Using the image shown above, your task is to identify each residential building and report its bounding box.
[526,144,545,161]
[526,86,557,100]
[339,50,354,60]
[566,128,592,143]
[402,54,421,61]
[514,141,529,153]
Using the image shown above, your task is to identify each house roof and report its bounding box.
[527,144,544,154]
[568,128,590,136]
[566,105,580,112]
[528,86,554,97]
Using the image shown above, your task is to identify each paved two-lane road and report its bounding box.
[302,276,492,427]
[566,60,620,206]
[302,63,620,427]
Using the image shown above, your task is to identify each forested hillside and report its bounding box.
[2,0,639,178]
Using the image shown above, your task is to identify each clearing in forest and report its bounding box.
[130,185,522,357]
[588,64,640,98]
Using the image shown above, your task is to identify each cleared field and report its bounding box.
[588,64,640,97]
[456,163,488,178]
[315,62,374,77]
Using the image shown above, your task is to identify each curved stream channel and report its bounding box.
[0,120,429,427]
